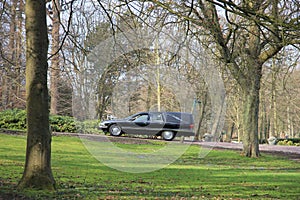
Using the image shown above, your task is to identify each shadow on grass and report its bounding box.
[2,166,299,200]
[1,134,300,199]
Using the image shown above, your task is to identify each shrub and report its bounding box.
[277,138,300,143]
[277,138,300,146]
[0,109,26,130]
[0,109,104,134]
[80,119,102,134]
[277,140,287,145]
[49,115,80,133]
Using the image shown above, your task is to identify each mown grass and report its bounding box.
[0,133,299,199]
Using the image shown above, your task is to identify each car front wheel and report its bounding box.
[161,131,175,141]
[109,124,122,136]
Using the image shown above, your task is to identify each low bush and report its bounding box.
[277,139,300,146]
[0,109,26,130]
[277,138,300,143]
[0,109,83,133]
[80,119,102,134]
[49,115,80,133]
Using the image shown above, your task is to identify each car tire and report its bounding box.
[109,124,122,136]
[161,131,175,141]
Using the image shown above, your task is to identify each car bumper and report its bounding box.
[98,123,108,132]
[175,129,195,137]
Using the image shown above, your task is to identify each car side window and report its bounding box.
[133,114,149,122]
[166,114,182,123]
[152,113,164,122]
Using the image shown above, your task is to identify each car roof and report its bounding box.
[135,111,192,115]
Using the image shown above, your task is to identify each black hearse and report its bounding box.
[99,112,195,141]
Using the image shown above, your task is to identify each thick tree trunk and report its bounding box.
[18,0,55,190]
[241,64,262,157]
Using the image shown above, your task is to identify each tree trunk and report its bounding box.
[235,94,242,143]
[287,106,292,137]
[241,64,262,157]
[259,100,266,143]
[50,0,60,115]
[4,0,18,109]
[15,0,25,108]
[1,70,8,110]
[18,0,55,190]
[229,122,234,142]
[270,59,279,137]
[195,91,207,141]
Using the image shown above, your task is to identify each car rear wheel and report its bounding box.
[161,131,175,141]
[109,124,122,136]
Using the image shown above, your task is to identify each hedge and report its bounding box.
[0,109,81,133]
[0,109,26,130]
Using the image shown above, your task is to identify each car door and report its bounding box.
[148,112,165,135]
[121,113,150,134]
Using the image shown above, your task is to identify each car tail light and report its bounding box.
[189,124,194,129]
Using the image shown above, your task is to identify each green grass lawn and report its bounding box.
[0,133,299,199]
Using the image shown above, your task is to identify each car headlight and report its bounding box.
[99,122,108,128]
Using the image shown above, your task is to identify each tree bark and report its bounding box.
[195,91,208,141]
[50,0,60,115]
[8,0,17,108]
[18,0,55,190]
[241,63,262,157]
[15,0,24,105]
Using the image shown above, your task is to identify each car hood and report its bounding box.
[101,118,126,124]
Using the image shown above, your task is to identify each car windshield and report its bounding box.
[124,113,139,120]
